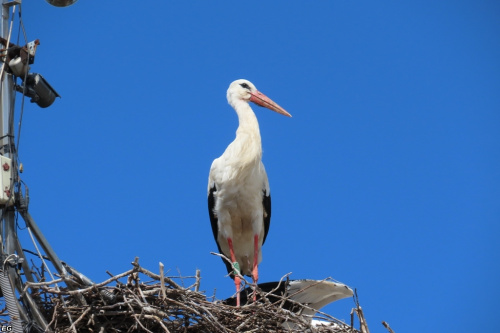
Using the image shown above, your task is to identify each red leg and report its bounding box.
[252,234,259,301]
[227,238,241,306]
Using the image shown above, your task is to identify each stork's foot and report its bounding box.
[234,275,241,307]
[252,234,259,302]
[227,238,242,306]
[250,271,258,302]
[232,261,242,306]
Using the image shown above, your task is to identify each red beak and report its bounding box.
[249,91,292,117]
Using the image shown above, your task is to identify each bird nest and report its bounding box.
[9,257,366,333]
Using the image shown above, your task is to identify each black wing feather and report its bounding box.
[262,189,271,245]
[208,184,219,242]
[208,183,234,276]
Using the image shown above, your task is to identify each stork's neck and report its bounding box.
[230,100,262,162]
[233,100,261,141]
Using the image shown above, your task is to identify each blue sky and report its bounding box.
[9,1,499,332]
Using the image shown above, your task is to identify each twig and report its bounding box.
[195,269,201,292]
[32,268,136,296]
[68,306,91,332]
[382,321,395,333]
[123,293,153,333]
[159,262,166,300]
[46,299,60,330]
[138,314,171,333]
[353,289,370,333]
[210,251,250,286]
[21,278,64,296]
[133,263,182,289]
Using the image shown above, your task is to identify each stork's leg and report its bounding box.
[227,238,241,307]
[252,234,259,301]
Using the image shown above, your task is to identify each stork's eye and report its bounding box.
[240,83,251,90]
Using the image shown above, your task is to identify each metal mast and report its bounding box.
[0,1,79,332]
[0,1,24,332]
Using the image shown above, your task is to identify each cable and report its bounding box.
[16,3,28,46]
[27,227,57,283]
[15,3,29,159]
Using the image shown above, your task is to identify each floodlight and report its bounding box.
[18,73,61,108]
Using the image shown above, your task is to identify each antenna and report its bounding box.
[0,1,81,332]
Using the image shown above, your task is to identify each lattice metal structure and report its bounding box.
[0,1,79,332]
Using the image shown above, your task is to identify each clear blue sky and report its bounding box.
[11,1,499,332]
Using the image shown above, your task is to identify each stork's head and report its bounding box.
[227,79,292,117]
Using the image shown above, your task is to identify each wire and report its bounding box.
[15,207,27,230]
[27,227,57,283]
[17,3,28,46]
[15,3,29,159]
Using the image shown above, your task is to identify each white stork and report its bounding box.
[208,79,291,306]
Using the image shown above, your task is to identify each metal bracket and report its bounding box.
[26,40,39,57]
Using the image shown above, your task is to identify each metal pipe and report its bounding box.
[0,0,13,158]
[14,236,51,331]
[19,210,67,277]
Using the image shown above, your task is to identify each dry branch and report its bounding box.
[382,321,396,333]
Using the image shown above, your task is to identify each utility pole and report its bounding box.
[0,1,24,332]
[0,1,78,332]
